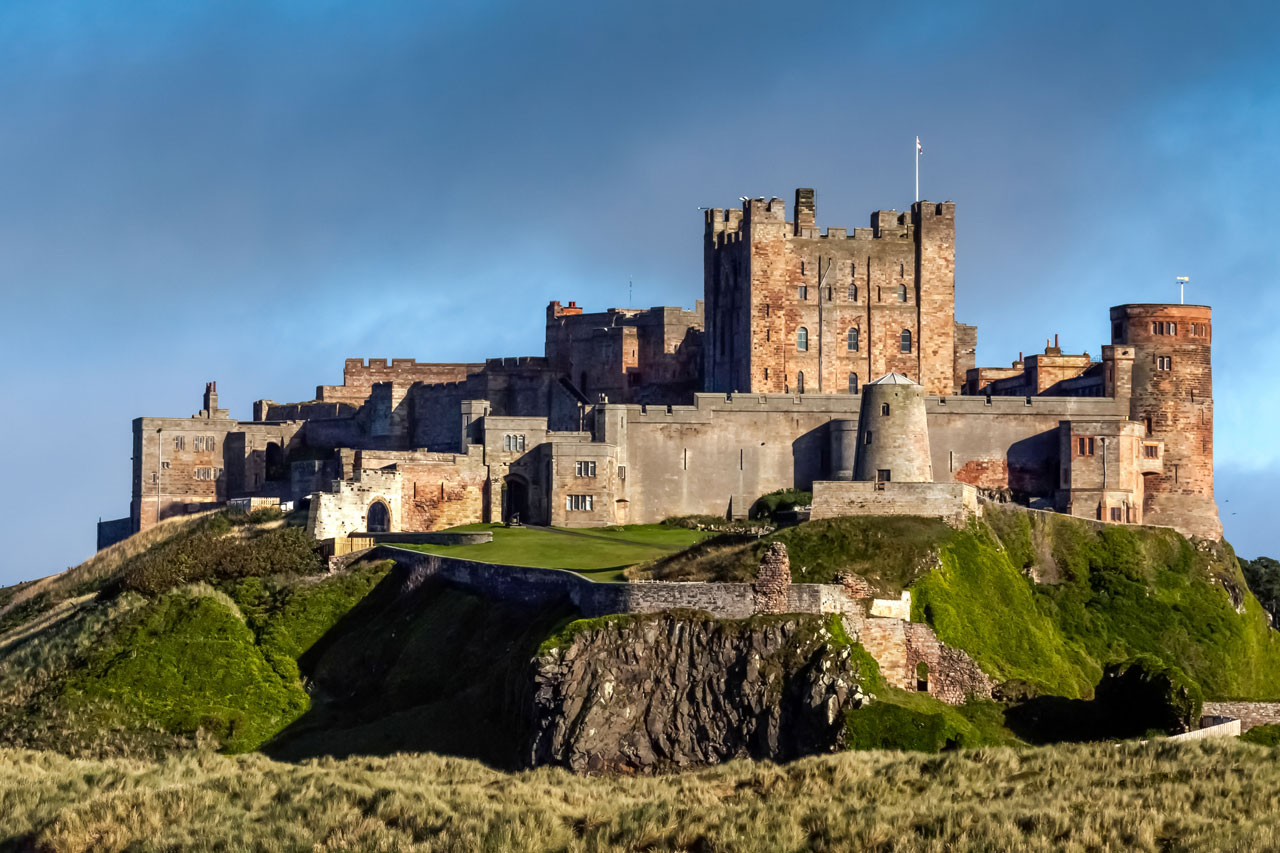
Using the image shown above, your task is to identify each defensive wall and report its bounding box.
[594,391,1131,525]
[810,482,979,527]
[369,545,992,704]
[316,358,484,407]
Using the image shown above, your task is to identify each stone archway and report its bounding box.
[504,475,530,524]
[367,500,391,533]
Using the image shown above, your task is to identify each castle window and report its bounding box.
[864,431,873,445]
[766,329,771,342]
[878,468,891,482]
[1110,507,1123,522]
[797,285,808,301]
[881,403,890,416]
[801,260,806,275]
[848,328,859,351]
[566,494,594,512]
[1077,437,1095,456]
[900,263,905,278]
[796,371,805,394]
[898,284,908,302]
[1113,322,1122,341]
[1145,416,1153,435]
[1169,322,1177,335]
[194,436,203,451]
[575,460,597,477]
[797,327,809,351]
[849,373,858,394]
[1157,356,1172,371]
[764,368,769,381]
[504,434,526,452]
[207,436,216,451]
[849,284,858,302]
[161,461,170,470]
[765,304,771,317]
[1144,444,1159,458]
[174,436,185,451]
[827,287,833,301]
[900,329,912,352]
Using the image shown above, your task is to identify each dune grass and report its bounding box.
[5,739,1280,851]
[399,523,710,578]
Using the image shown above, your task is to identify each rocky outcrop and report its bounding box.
[525,612,869,773]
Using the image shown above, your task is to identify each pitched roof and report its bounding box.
[867,372,917,386]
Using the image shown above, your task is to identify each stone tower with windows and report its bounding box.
[703,188,969,396]
[1109,303,1220,539]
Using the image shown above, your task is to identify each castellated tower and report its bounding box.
[703,189,963,396]
[853,373,933,483]
[1110,304,1221,539]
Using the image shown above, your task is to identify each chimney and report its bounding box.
[203,381,218,413]
[794,188,815,236]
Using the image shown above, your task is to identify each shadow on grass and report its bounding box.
[262,565,575,769]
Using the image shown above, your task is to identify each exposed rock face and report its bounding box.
[525,613,868,773]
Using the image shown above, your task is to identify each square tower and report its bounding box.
[703,189,959,395]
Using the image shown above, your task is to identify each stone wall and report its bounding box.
[809,481,979,527]
[1201,702,1280,732]
[308,469,402,540]
[316,358,484,407]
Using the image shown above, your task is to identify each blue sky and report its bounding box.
[1,1,1277,585]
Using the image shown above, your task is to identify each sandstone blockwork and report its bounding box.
[752,542,792,614]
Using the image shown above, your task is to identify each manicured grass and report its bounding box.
[399,523,711,578]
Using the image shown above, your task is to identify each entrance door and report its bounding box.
[367,500,390,533]
[505,476,530,524]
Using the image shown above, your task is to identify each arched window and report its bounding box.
[797,327,809,351]
[881,403,890,416]
[847,327,859,351]
[898,284,908,302]
[849,373,859,394]
[900,329,912,352]
[796,371,805,394]
[849,283,858,302]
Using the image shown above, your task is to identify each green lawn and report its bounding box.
[396,524,710,582]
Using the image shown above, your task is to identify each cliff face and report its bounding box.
[525,612,869,773]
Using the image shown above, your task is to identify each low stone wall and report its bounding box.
[1167,717,1241,742]
[371,545,992,705]
[810,481,980,528]
[1202,702,1280,732]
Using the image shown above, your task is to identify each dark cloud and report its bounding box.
[2,0,1278,582]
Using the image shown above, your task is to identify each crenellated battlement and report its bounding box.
[705,194,951,250]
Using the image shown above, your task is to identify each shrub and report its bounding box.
[1241,724,1280,747]
[1093,656,1202,736]
[750,489,812,523]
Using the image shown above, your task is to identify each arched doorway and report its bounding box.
[504,475,530,524]
[367,500,391,533]
[265,442,286,482]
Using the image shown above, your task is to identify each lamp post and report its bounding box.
[1177,276,1189,305]
[156,427,163,525]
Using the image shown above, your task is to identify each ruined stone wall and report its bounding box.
[399,455,488,531]
[307,469,403,540]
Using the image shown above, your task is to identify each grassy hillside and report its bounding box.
[919,506,1280,700]
[5,740,1280,851]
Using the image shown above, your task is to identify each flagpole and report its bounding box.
[915,138,919,202]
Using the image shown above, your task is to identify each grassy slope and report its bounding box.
[6,740,1280,851]
[914,506,1280,700]
[630,515,952,590]
[400,523,709,578]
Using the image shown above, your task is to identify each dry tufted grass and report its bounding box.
[4,739,1280,851]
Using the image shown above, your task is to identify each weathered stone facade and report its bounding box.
[106,188,1221,547]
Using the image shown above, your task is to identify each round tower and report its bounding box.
[1109,304,1220,539]
[853,373,933,483]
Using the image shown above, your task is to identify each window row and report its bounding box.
[575,460,596,477]
[795,284,909,303]
[797,328,911,352]
[1151,321,1177,336]
[172,435,218,452]
[792,372,863,394]
[566,494,594,512]
[194,467,222,480]
[503,434,526,452]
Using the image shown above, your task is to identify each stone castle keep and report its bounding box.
[101,189,1221,548]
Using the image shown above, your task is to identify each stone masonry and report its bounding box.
[752,542,791,614]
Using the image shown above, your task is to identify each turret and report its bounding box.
[854,373,933,483]
[1109,304,1220,539]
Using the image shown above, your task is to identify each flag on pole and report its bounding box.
[916,136,923,155]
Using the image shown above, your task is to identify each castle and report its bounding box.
[99,189,1221,549]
